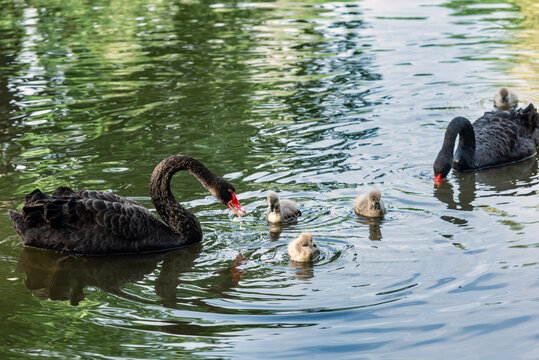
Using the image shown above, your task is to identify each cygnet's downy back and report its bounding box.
[493,87,518,110]
[354,189,387,217]
[288,232,320,262]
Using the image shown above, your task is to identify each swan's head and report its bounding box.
[433,153,451,186]
[213,179,246,217]
[267,191,280,213]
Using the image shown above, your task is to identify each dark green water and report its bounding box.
[1,0,538,358]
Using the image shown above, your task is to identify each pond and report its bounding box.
[1,0,538,358]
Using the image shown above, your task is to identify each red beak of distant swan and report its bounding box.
[434,174,443,187]
[228,191,246,217]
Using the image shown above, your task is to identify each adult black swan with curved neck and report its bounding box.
[9,155,246,255]
[433,103,539,186]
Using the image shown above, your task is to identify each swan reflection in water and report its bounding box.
[267,220,301,242]
[15,245,246,307]
[434,157,538,211]
[288,260,315,280]
[15,248,291,338]
[355,215,384,241]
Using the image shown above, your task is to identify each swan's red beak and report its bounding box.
[228,191,246,217]
[434,174,443,187]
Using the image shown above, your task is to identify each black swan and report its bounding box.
[493,87,518,110]
[433,103,538,186]
[9,155,245,255]
[266,191,301,223]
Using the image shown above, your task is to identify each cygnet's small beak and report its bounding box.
[374,202,381,210]
[434,174,443,187]
[269,204,275,213]
[228,191,246,217]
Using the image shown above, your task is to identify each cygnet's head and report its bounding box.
[368,190,382,210]
[493,87,518,110]
[267,191,280,212]
[288,232,320,262]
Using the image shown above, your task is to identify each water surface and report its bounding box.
[1,0,538,358]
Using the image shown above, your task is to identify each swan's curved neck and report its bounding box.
[149,155,219,241]
[442,117,476,165]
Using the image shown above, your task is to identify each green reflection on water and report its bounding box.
[0,0,332,357]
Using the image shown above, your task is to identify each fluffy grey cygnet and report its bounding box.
[266,191,301,223]
[288,233,320,262]
[493,87,518,110]
[354,189,387,217]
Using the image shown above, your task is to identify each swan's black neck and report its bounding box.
[439,117,476,171]
[445,117,475,154]
[149,155,219,243]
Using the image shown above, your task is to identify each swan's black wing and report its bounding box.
[11,187,172,254]
[518,104,539,146]
[74,188,147,210]
[473,112,519,158]
[472,105,538,168]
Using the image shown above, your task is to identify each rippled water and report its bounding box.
[1,0,538,358]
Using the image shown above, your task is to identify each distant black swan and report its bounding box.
[9,155,245,255]
[434,104,538,185]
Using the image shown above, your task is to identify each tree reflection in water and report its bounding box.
[15,245,203,306]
